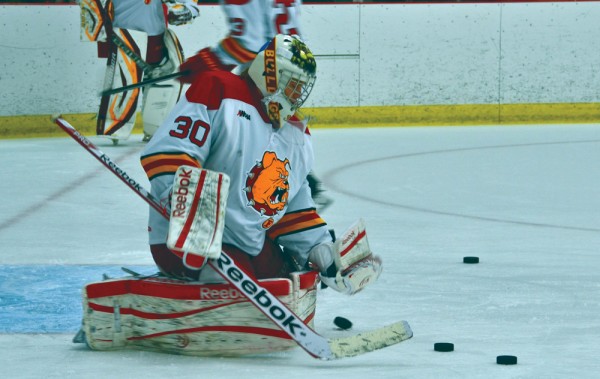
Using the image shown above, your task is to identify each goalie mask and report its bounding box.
[248,34,317,128]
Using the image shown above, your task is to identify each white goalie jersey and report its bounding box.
[140,69,331,262]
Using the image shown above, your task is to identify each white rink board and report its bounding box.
[0,2,599,116]
[360,3,501,106]
[500,2,600,104]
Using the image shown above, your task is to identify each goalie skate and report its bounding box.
[76,271,318,356]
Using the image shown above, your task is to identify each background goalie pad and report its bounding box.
[98,29,142,140]
[80,0,108,42]
[167,166,230,266]
[142,28,185,139]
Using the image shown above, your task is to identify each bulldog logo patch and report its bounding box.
[244,151,290,228]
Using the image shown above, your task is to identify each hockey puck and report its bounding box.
[434,342,454,352]
[333,316,353,330]
[463,256,479,264]
[496,355,517,365]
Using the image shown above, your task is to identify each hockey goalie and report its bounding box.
[74,35,384,357]
[80,0,198,144]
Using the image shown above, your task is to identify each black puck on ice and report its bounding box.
[496,355,518,365]
[463,256,479,264]
[434,342,454,352]
[333,316,353,330]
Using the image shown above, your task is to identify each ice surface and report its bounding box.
[1,124,600,378]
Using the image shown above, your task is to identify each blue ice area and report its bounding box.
[0,265,153,333]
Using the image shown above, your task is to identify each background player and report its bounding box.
[80,0,200,143]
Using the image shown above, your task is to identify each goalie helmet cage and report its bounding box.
[53,116,413,360]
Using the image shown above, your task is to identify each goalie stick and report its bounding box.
[53,116,413,360]
[101,28,187,97]
[95,0,117,136]
[110,33,152,72]
[100,70,187,97]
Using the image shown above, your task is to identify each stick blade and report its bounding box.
[328,320,413,359]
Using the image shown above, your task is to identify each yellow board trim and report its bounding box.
[0,113,144,139]
[1,103,599,139]
[304,103,600,129]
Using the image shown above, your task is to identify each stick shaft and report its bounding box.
[100,71,186,97]
[96,0,117,135]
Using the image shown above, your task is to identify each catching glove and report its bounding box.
[308,219,382,295]
[166,1,199,26]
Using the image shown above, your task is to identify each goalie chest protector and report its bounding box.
[79,271,318,356]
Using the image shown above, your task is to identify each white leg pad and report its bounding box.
[79,272,319,356]
[142,28,184,139]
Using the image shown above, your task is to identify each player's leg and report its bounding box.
[141,29,185,141]
[250,238,296,279]
[98,28,142,143]
[150,243,201,280]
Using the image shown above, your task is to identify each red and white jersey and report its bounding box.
[141,70,330,262]
[215,0,303,66]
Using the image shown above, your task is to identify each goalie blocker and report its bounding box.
[167,166,230,268]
